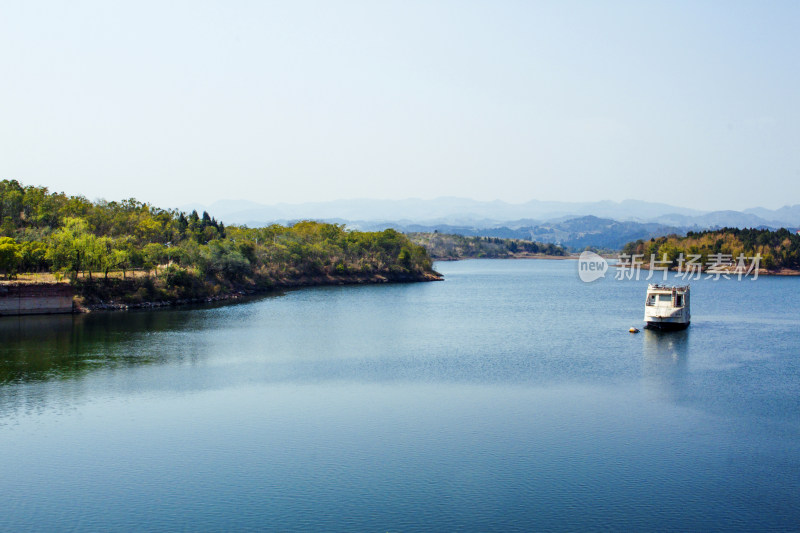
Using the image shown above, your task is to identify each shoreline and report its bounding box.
[79,270,443,312]
[2,270,443,315]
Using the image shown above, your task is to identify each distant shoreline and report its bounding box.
[650,266,799,277]
[631,263,800,277]
[433,254,575,262]
[433,255,800,275]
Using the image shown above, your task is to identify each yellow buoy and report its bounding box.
[629,327,640,333]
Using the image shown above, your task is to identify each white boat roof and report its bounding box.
[647,283,690,292]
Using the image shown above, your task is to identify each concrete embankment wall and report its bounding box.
[0,283,74,316]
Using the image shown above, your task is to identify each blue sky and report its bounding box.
[1,1,798,211]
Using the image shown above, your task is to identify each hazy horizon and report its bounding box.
[2,1,798,211]
[180,195,794,212]
[4,178,800,215]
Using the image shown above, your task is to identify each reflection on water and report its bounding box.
[0,311,181,384]
[641,328,689,401]
[0,296,277,386]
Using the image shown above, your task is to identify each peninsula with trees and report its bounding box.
[622,228,800,274]
[0,180,440,310]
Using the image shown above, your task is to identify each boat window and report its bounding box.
[676,295,683,307]
[646,295,655,306]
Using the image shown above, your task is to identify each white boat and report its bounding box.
[644,284,690,330]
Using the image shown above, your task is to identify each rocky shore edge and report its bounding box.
[78,270,443,313]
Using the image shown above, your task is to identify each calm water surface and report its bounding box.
[1,259,799,531]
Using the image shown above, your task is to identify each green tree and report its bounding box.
[47,217,92,279]
[398,247,412,269]
[143,242,167,274]
[1,216,15,236]
[0,237,21,278]
[18,241,49,272]
[111,249,131,279]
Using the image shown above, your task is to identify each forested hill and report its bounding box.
[0,180,440,305]
[408,232,567,260]
[622,228,800,272]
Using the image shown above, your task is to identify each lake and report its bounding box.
[1,259,799,531]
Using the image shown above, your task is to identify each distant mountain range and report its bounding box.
[183,197,800,229]
[181,197,800,251]
[347,216,686,252]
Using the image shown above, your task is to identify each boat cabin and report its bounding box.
[644,284,691,330]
